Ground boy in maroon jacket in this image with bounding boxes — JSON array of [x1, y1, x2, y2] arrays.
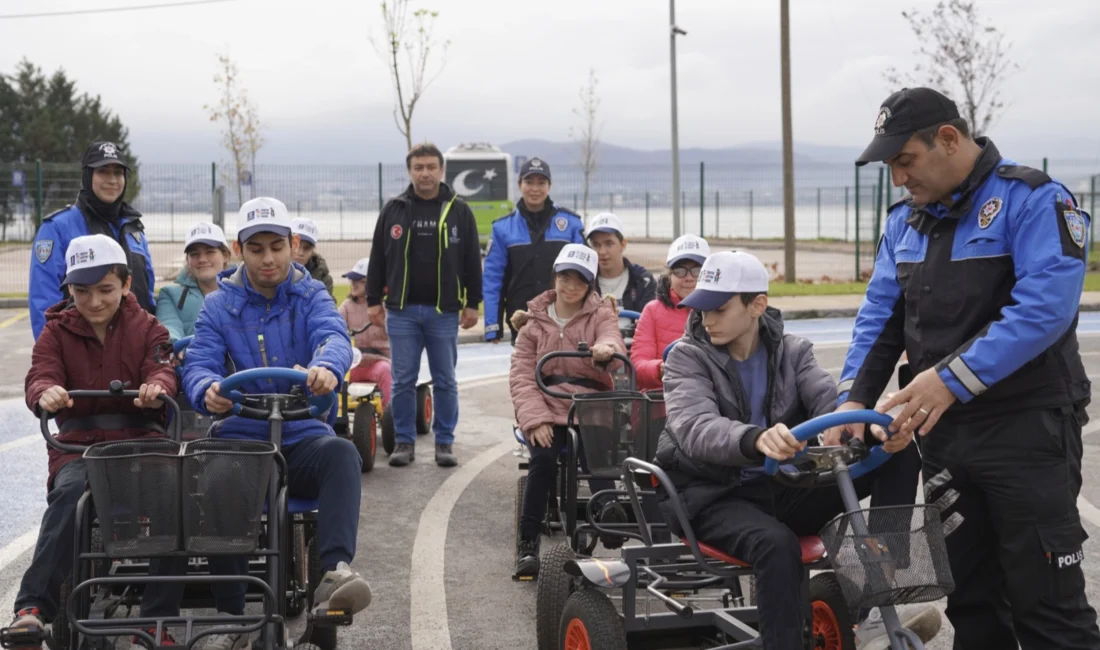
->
[[10, 234, 179, 645]]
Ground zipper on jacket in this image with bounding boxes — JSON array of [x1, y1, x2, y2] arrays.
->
[[258, 334, 269, 367], [435, 196, 457, 314]]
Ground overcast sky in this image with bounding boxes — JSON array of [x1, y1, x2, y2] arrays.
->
[[3, 0, 1099, 163]]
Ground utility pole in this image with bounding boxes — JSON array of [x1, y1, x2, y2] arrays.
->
[[780, 0, 796, 283], [669, 0, 687, 239]]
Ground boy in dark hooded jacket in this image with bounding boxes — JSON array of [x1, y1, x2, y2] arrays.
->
[[654, 251, 939, 649]]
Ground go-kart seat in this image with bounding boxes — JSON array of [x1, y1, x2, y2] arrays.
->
[[682, 535, 826, 568]]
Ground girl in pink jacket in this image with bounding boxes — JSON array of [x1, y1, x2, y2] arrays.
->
[[509, 244, 627, 578], [631, 235, 710, 390], [339, 258, 392, 406]]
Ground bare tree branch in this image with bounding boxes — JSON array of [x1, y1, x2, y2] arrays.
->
[[371, 1, 449, 151], [204, 53, 253, 206], [569, 69, 601, 217], [883, 0, 1019, 138]]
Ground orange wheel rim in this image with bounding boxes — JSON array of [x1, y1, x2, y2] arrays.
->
[[564, 618, 591, 650], [370, 416, 377, 455], [425, 394, 433, 423], [811, 601, 843, 650]]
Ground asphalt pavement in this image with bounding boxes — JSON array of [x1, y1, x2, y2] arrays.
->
[[2, 314, 1100, 648]]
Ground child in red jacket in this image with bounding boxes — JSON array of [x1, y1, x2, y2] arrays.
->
[[10, 235, 180, 645], [339, 257, 392, 406]]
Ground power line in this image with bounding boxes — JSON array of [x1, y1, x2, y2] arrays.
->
[[0, 0, 236, 20]]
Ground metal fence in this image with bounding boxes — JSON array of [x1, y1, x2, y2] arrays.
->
[[0, 158, 1096, 291]]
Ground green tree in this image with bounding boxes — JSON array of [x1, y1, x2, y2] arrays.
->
[[0, 59, 140, 227]]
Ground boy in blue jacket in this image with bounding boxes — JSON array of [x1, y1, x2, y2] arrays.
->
[[179, 197, 370, 648]]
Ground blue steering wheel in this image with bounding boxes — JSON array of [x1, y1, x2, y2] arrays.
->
[[619, 310, 642, 321], [218, 367, 336, 419], [763, 409, 897, 481], [173, 335, 194, 356], [662, 341, 678, 361]]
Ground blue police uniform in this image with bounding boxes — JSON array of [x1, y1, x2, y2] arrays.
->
[[840, 139, 1100, 648], [30, 204, 156, 339], [482, 201, 585, 342]]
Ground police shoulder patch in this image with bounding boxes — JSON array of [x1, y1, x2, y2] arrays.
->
[[1064, 208, 1086, 248], [34, 240, 53, 263], [1056, 198, 1088, 260], [555, 217, 568, 232]]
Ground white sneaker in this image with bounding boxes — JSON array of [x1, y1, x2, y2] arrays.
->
[[204, 631, 248, 650], [855, 605, 942, 650], [313, 561, 372, 614]]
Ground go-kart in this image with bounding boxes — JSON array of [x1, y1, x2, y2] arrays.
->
[[541, 410, 955, 650], [331, 322, 433, 465], [0, 371, 355, 650]]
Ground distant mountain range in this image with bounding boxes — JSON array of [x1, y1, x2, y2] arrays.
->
[[498, 138, 864, 165]]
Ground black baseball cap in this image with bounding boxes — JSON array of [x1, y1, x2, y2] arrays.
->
[[82, 141, 131, 170], [519, 157, 551, 181], [856, 88, 961, 167]]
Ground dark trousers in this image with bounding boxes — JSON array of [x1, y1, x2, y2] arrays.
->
[[922, 406, 1100, 650], [13, 460, 182, 620], [141, 435, 363, 617], [681, 443, 921, 649], [519, 426, 616, 541]]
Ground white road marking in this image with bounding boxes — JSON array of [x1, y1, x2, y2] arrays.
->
[[1078, 495, 1100, 529], [409, 440, 515, 650], [0, 434, 37, 454], [0, 529, 39, 573]]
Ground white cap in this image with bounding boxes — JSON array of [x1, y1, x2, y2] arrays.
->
[[666, 235, 710, 267], [585, 212, 624, 239], [62, 234, 128, 287], [184, 221, 228, 252], [291, 217, 320, 246], [678, 251, 769, 311], [343, 257, 370, 280], [237, 197, 292, 243], [553, 243, 599, 282]]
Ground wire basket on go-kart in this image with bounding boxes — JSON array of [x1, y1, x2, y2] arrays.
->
[[569, 389, 665, 481]]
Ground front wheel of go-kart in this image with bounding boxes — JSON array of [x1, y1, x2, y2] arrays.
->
[[808, 573, 856, 650], [416, 384, 433, 435], [381, 406, 396, 455], [352, 402, 378, 473], [536, 543, 576, 650], [558, 589, 627, 650]]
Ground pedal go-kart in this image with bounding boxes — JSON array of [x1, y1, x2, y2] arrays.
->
[[542, 409, 955, 650], [0, 371, 354, 650], [331, 323, 433, 468], [157, 336, 217, 442]]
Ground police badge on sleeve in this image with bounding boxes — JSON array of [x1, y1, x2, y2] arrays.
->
[[1064, 207, 1086, 248], [34, 240, 53, 263], [978, 197, 1002, 229]]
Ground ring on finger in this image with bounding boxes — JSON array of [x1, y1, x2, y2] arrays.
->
[[918, 407, 930, 416]]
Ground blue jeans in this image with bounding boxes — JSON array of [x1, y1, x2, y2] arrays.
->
[[386, 304, 459, 445]]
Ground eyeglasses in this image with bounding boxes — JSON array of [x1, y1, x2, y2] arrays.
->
[[671, 266, 701, 278]]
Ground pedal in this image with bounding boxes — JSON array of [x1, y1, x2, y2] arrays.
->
[[511, 572, 536, 582], [309, 603, 352, 627], [0, 624, 47, 649]]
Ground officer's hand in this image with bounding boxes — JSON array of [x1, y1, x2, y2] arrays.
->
[[205, 382, 234, 414], [877, 368, 957, 437], [755, 423, 806, 462], [302, 366, 338, 396], [526, 423, 555, 448], [134, 383, 166, 409], [367, 305, 386, 328], [822, 400, 867, 446], [39, 386, 73, 414], [510, 310, 529, 330], [460, 308, 479, 330]]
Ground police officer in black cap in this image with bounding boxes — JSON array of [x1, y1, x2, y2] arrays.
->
[[482, 157, 586, 343], [29, 141, 156, 339], [829, 87, 1100, 648]]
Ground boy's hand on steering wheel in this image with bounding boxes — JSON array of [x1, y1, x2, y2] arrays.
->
[[591, 343, 615, 364], [134, 383, 167, 409], [755, 423, 806, 462], [205, 382, 234, 414], [298, 365, 338, 396], [38, 385, 73, 414], [526, 423, 555, 448]]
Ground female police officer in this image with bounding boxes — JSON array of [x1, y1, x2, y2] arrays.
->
[[29, 141, 156, 339], [831, 87, 1100, 649]]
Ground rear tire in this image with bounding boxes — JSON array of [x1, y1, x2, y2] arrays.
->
[[558, 589, 626, 650], [416, 384, 433, 435], [536, 543, 576, 650], [352, 402, 377, 473], [381, 407, 396, 455], [514, 476, 527, 554], [809, 573, 856, 650]]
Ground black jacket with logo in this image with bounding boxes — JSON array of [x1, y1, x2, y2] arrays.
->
[[366, 182, 483, 313]]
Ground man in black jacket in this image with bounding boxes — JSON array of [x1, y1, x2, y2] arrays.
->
[[585, 212, 656, 326], [366, 143, 482, 468]]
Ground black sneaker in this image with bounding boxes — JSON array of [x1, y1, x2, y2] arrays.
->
[[389, 443, 415, 467], [435, 444, 458, 467], [597, 500, 629, 550], [514, 538, 540, 578]]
